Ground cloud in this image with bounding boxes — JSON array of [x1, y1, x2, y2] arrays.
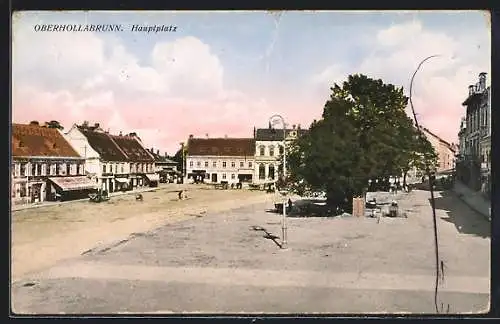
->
[[12, 17, 268, 154], [311, 19, 490, 144]]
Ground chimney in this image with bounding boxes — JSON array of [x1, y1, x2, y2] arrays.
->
[[224, 134, 228, 138], [82, 120, 89, 127], [479, 72, 487, 91], [119, 131, 123, 136], [205, 133, 209, 139], [164, 152, 168, 157], [189, 134, 194, 139], [297, 124, 301, 130], [29, 120, 39, 126], [253, 126, 256, 138], [157, 149, 159, 155], [292, 124, 296, 130], [94, 123, 100, 128]]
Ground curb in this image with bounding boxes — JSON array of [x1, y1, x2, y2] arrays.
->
[[451, 188, 491, 222]]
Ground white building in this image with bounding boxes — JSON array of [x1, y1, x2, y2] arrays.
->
[[185, 136, 255, 185], [11, 122, 95, 205], [65, 122, 156, 192], [253, 124, 308, 184]]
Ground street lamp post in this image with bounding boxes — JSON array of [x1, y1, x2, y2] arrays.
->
[[269, 114, 287, 249], [179, 142, 185, 184]]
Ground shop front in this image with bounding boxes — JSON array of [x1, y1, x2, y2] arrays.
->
[[143, 173, 160, 187], [48, 176, 99, 201], [115, 176, 131, 191]]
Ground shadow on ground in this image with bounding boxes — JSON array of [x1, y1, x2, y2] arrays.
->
[[430, 190, 490, 238], [250, 225, 282, 248]]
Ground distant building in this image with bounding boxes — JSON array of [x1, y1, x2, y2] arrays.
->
[[253, 124, 308, 184], [147, 148, 181, 183], [186, 135, 256, 185], [11, 122, 96, 206], [419, 127, 457, 173]]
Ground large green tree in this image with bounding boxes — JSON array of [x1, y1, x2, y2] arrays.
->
[[287, 74, 436, 213]]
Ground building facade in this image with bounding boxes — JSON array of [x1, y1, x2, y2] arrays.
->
[[11, 122, 96, 206], [110, 133, 158, 187], [457, 72, 491, 195], [253, 124, 308, 184], [65, 123, 156, 192], [420, 127, 457, 173], [186, 136, 255, 185]]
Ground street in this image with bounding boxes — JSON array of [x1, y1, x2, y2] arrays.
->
[[11, 189, 490, 314]]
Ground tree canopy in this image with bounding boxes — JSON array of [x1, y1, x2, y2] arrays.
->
[[287, 74, 437, 212]]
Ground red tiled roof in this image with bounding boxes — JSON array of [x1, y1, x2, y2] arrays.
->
[[110, 135, 154, 162], [187, 138, 256, 156], [12, 124, 81, 158], [77, 127, 129, 162]]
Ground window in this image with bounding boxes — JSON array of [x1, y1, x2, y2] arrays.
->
[[103, 165, 107, 173], [197, 161, 201, 167], [259, 145, 265, 156], [31, 163, 36, 176], [78, 164, 84, 175], [66, 164, 71, 175], [121, 164, 124, 173], [279, 145, 284, 155], [269, 165, 275, 179], [56, 164, 61, 175], [231, 174, 235, 180], [41, 164, 47, 176], [189, 161, 194, 167], [231, 161, 235, 168], [222, 161, 227, 168], [205, 173, 210, 179], [205, 161, 209, 167], [249, 161, 253, 168], [240, 161, 244, 168], [213, 161, 217, 168], [115, 164, 118, 173], [259, 164, 265, 180], [269, 146, 275, 157], [222, 173, 227, 179]]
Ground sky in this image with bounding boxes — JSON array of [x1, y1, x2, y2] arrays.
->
[[12, 11, 491, 155]]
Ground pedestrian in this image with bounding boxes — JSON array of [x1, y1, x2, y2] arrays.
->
[[287, 198, 293, 212], [178, 190, 184, 200]]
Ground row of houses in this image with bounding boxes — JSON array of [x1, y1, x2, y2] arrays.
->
[[11, 121, 180, 206], [456, 72, 491, 196], [185, 124, 308, 186]]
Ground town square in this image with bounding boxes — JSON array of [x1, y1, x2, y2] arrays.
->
[[11, 11, 491, 315]]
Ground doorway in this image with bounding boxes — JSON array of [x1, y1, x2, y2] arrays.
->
[[211, 173, 218, 183]]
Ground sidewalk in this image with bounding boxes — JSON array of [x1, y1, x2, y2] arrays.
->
[[11, 184, 186, 212], [452, 181, 491, 221]]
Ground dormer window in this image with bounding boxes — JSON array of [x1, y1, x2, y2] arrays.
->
[[53, 143, 57, 149], [18, 141, 24, 147]]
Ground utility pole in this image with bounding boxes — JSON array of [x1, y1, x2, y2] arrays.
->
[[269, 114, 287, 249]]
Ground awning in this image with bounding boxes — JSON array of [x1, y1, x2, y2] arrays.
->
[[145, 173, 160, 182], [49, 176, 98, 192], [115, 178, 129, 184]]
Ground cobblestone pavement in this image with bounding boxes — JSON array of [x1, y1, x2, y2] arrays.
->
[[11, 190, 490, 314]]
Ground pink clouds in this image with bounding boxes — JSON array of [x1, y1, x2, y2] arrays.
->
[[12, 14, 489, 155]]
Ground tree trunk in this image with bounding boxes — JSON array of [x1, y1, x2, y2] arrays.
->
[[403, 171, 408, 187]]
